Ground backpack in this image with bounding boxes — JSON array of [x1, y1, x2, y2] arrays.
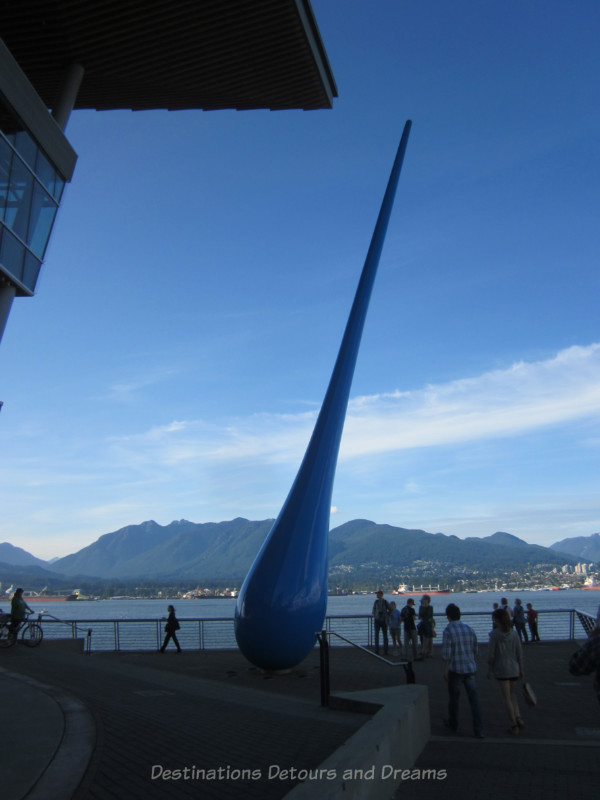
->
[[374, 599, 390, 620]]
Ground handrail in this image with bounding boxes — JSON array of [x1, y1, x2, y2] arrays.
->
[[574, 608, 597, 637], [39, 611, 93, 654], [318, 629, 415, 706], [327, 629, 409, 667], [33, 607, 595, 653]]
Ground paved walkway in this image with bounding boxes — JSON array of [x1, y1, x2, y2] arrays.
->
[[1, 637, 598, 799], [392, 639, 600, 800]]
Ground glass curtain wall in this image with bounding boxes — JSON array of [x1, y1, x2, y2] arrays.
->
[[0, 111, 65, 296]]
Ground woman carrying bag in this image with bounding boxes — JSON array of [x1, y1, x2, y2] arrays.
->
[[160, 605, 182, 653], [487, 608, 525, 734]]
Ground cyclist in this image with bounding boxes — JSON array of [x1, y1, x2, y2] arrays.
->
[[9, 588, 34, 638]]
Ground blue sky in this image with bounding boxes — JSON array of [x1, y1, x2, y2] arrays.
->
[[1, 0, 600, 559]]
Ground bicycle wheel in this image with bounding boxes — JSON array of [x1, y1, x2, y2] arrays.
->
[[0, 626, 16, 648], [22, 622, 43, 647]]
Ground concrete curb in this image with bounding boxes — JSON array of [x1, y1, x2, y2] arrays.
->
[[284, 684, 430, 800], [0, 668, 95, 800]]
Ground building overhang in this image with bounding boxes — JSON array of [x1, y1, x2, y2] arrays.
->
[[0, 39, 77, 181], [0, 0, 338, 113]]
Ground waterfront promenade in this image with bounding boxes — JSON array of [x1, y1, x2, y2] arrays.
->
[[1, 636, 598, 800]]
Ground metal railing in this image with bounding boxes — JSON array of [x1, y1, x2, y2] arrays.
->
[[40, 612, 94, 653], [317, 629, 417, 706], [575, 608, 598, 637], [328, 608, 597, 646], [37, 616, 236, 652], [32, 607, 597, 654], [433, 607, 592, 642]]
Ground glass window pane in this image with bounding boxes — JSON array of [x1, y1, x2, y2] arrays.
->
[[6, 156, 33, 242], [14, 131, 37, 170], [0, 138, 12, 222], [35, 149, 57, 195], [52, 174, 65, 202], [28, 182, 57, 259], [22, 251, 42, 292], [34, 149, 65, 201], [0, 226, 25, 283]]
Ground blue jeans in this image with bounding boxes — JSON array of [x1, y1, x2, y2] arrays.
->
[[374, 619, 388, 653], [447, 671, 483, 735], [514, 622, 529, 643]]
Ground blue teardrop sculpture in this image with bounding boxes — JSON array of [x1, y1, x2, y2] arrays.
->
[[235, 122, 412, 671]]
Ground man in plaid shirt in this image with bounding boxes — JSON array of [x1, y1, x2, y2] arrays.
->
[[569, 624, 600, 706], [442, 603, 483, 738]]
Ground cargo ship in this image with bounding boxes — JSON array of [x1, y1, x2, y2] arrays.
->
[[392, 584, 451, 596], [22, 591, 76, 602], [582, 578, 600, 591], [20, 588, 98, 602]]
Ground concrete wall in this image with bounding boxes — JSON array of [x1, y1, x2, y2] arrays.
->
[[284, 684, 430, 800]]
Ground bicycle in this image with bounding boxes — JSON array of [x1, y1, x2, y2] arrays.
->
[[0, 611, 44, 648]]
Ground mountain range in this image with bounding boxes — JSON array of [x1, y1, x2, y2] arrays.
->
[[1, 519, 597, 586], [550, 533, 600, 563], [0, 542, 48, 569]]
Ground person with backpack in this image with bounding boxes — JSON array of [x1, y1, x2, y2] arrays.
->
[[401, 597, 419, 661], [512, 598, 528, 644], [418, 594, 435, 657], [526, 603, 540, 642], [388, 601, 402, 655], [372, 590, 390, 655]]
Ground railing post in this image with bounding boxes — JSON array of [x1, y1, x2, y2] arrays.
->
[[317, 630, 330, 707], [570, 608, 574, 640]]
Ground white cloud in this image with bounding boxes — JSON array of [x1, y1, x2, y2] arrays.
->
[[4, 343, 599, 557], [103, 367, 181, 403], [339, 343, 600, 458], [107, 343, 600, 469]]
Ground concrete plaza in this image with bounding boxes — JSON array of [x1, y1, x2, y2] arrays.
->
[[1, 634, 598, 800]]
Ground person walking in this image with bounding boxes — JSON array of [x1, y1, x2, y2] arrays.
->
[[526, 603, 540, 642], [388, 601, 401, 654], [160, 605, 182, 653], [512, 598, 529, 644], [441, 603, 483, 738], [487, 608, 525, 735], [401, 598, 419, 661], [418, 594, 435, 657], [372, 590, 390, 655]]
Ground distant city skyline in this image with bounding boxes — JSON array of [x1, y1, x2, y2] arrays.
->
[[1, 1, 600, 559]]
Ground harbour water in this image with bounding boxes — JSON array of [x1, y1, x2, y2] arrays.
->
[[21, 588, 600, 624]]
